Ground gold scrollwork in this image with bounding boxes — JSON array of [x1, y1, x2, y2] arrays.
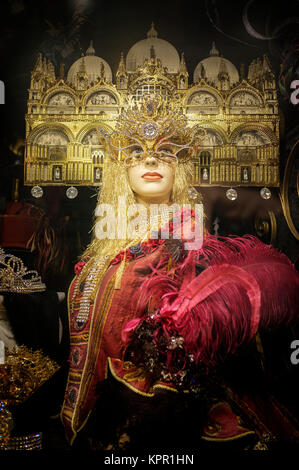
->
[[255, 218, 270, 238], [268, 210, 277, 246], [254, 210, 277, 245]]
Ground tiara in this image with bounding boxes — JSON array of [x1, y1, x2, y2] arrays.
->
[[98, 94, 204, 164], [0, 248, 46, 293]]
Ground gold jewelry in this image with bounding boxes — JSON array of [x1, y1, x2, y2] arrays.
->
[[98, 94, 197, 165], [71, 254, 111, 329], [0, 248, 46, 294], [0, 431, 43, 451], [0, 345, 59, 450], [113, 207, 173, 290], [0, 345, 60, 403]]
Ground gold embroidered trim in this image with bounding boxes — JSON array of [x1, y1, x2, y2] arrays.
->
[[108, 357, 179, 397]]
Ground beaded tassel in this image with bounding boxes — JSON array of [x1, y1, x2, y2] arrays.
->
[[72, 255, 110, 327], [114, 252, 126, 289]]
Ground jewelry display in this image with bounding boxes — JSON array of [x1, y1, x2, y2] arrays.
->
[[0, 248, 46, 294], [0, 345, 59, 451]]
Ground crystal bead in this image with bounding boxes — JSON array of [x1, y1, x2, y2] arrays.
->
[[31, 186, 43, 198], [66, 186, 78, 199], [129, 242, 142, 255], [168, 336, 177, 349], [141, 121, 158, 139], [188, 186, 198, 200], [226, 188, 237, 200], [260, 187, 271, 199]]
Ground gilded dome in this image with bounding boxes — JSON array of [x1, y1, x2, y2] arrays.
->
[[193, 42, 239, 85], [126, 23, 180, 74], [67, 41, 112, 86]]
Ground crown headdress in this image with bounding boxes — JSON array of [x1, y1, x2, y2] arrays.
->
[[98, 94, 203, 165], [0, 248, 46, 293]]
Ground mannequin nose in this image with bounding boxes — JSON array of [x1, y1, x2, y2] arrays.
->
[[144, 155, 158, 167]]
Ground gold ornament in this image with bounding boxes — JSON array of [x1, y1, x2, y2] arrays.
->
[[0, 345, 60, 405], [0, 345, 59, 450], [99, 94, 198, 166], [0, 248, 46, 294]]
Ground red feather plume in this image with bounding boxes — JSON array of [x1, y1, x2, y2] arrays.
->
[[123, 234, 299, 369]]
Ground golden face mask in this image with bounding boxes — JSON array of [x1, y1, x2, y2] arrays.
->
[[98, 94, 200, 166]]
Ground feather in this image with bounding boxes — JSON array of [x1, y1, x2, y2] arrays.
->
[[155, 264, 261, 366], [124, 233, 299, 369]]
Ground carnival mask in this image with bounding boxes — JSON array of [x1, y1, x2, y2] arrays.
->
[[98, 94, 199, 167]]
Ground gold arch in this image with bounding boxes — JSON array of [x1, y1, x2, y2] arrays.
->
[[226, 84, 264, 107], [27, 123, 74, 144], [192, 122, 228, 145], [41, 86, 78, 106], [82, 85, 121, 106], [230, 123, 278, 145], [184, 85, 224, 107], [76, 122, 114, 143]]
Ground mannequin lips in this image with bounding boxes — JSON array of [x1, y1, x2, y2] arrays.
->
[[142, 172, 163, 181]]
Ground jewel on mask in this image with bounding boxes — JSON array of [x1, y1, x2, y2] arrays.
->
[[106, 94, 196, 163], [141, 121, 159, 139]]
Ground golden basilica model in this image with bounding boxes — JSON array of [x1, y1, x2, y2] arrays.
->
[[24, 23, 279, 193]]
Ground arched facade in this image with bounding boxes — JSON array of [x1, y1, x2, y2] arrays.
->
[[25, 29, 280, 188]]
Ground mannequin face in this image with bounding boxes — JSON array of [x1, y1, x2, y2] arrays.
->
[[127, 148, 176, 205]]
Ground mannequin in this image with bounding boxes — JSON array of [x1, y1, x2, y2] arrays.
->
[[61, 95, 299, 451]]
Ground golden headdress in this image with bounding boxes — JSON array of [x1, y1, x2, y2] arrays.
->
[[98, 93, 202, 165], [83, 93, 204, 262]]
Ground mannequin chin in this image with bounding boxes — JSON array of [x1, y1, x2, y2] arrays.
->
[[127, 158, 175, 206]]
